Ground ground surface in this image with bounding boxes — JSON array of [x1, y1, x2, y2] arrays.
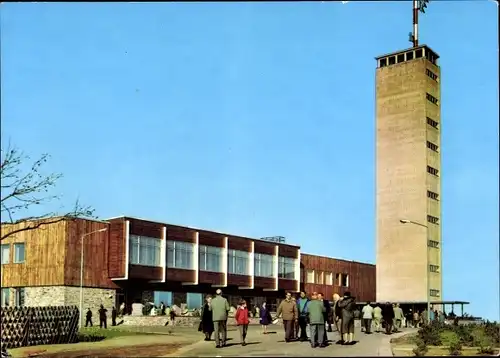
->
[[9, 325, 413, 357]]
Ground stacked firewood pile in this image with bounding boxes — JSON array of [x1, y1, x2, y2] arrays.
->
[[0, 306, 79, 348]]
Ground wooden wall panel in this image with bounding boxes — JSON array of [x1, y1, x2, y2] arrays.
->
[[167, 226, 196, 243], [198, 231, 224, 247], [254, 277, 275, 290], [301, 254, 376, 302], [278, 278, 297, 292], [254, 241, 275, 255], [279, 245, 299, 258], [129, 265, 162, 280], [199, 271, 224, 285], [166, 268, 195, 282], [227, 274, 250, 287], [107, 219, 126, 279], [64, 219, 116, 289], [1, 220, 67, 287], [227, 237, 251, 251], [129, 219, 162, 238]]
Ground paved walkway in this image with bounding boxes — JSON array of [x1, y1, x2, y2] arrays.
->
[[167, 326, 416, 357]]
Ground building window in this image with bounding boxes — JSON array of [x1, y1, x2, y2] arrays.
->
[[428, 240, 439, 248], [427, 191, 439, 201], [426, 93, 439, 105], [1, 244, 10, 264], [325, 272, 333, 285], [228, 249, 249, 275], [426, 141, 439, 152], [430, 289, 440, 297], [427, 117, 439, 129], [426, 69, 438, 81], [315, 271, 324, 285], [306, 270, 315, 283], [335, 273, 341, 286], [427, 166, 439, 176], [254, 253, 275, 278], [13, 243, 25, 263], [129, 235, 162, 267], [199, 245, 223, 272], [341, 274, 349, 287], [186, 293, 202, 309], [427, 215, 440, 225], [1, 288, 9, 306], [167, 241, 194, 270], [429, 265, 440, 273], [278, 256, 296, 279], [14, 288, 25, 306]]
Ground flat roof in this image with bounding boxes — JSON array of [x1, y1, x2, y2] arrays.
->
[[301, 252, 375, 267], [106, 215, 301, 248], [375, 44, 440, 60]]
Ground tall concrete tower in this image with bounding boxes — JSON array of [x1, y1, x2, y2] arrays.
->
[[375, 45, 443, 303]]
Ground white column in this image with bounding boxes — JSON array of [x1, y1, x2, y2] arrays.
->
[[161, 227, 167, 282], [193, 232, 199, 285], [273, 245, 279, 291], [295, 249, 301, 292], [222, 237, 228, 287], [123, 220, 130, 279]]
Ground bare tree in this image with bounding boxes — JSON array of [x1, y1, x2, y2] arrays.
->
[[1, 142, 95, 241]]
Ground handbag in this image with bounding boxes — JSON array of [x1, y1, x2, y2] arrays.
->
[[198, 321, 203, 332]]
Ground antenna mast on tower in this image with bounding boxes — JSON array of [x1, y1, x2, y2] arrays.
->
[[409, 0, 430, 47]]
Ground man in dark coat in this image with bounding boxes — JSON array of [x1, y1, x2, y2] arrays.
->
[[98, 305, 108, 329], [111, 306, 117, 326], [318, 293, 331, 344], [85, 308, 93, 327], [381, 302, 394, 334], [337, 292, 356, 345]]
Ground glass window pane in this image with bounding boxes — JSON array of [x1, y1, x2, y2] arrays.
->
[[1, 288, 10, 306], [1, 244, 10, 264], [14, 243, 25, 263]]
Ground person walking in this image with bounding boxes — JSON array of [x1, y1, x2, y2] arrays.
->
[[296, 291, 310, 342], [337, 292, 356, 345], [361, 302, 374, 334], [235, 299, 250, 346], [199, 295, 214, 341], [85, 308, 93, 327], [318, 293, 330, 344], [413, 310, 420, 328], [210, 289, 230, 348], [98, 304, 108, 329], [276, 292, 298, 343], [332, 293, 343, 342], [381, 302, 394, 334], [308, 292, 326, 348], [259, 302, 272, 334], [373, 304, 383, 333], [111, 306, 117, 326], [393, 303, 404, 332]]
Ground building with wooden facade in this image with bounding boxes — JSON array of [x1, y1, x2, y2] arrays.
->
[[1, 216, 375, 312]]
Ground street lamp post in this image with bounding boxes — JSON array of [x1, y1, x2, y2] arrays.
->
[[80, 227, 108, 328], [400, 219, 431, 324]]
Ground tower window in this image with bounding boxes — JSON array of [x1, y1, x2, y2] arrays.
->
[[388, 56, 396, 65], [427, 191, 439, 201], [427, 141, 439, 152], [380, 58, 387, 68], [426, 93, 439, 105], [427, 117, 439, 129], [415, 49, 423, 58], [427, 166, 439, 176], [426, 69, 438, 81], [427, 215, 440, 225], [429, 265, 440, 273], [406, 51, 414, 61], [428, 240, 439, 248], [397, 54, 405, 63], [430, 289, 440, 297]]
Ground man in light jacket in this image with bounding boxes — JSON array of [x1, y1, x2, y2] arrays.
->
[[276, 292, 298, 343], [393, 303, 404, 332], [373, 304, 383, 333], [209, 289, 230, 348], [361, 302, 374, 334]]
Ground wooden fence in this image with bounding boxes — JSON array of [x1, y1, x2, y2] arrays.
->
[[0, 306, 79, 349]]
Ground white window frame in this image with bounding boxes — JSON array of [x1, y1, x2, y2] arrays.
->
[[278, 256, 296, 279], [13, 243, 25, 263], [228, 249, 250, 275], [167, 241, 195, 270], [129, 235, 162, 267], [1, 244, 10, 264], [254, 253, 275, 278], [199, 245, 223, 272]]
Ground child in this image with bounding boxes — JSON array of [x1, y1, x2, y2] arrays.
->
[[235, 299, 250, 346]]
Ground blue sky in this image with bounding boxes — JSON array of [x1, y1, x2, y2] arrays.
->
[[1, 2, 498, 320]]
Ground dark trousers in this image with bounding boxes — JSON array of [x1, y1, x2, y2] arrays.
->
[[238, 324, 248, 343], [384, 319, 393, 334], [112, 316, 117, 326], [99, 318, 107, 329], [310, 324, 325, 347], [214, 320, 227, 346], [85, 318, 92, 327], [298, 316, 308, 340], [283, 320, 294, 342], [363, 318, 372, 333]]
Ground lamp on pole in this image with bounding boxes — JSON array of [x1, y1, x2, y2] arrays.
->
[[80, 227, 108, 328], [400, 219, 431, 324]]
